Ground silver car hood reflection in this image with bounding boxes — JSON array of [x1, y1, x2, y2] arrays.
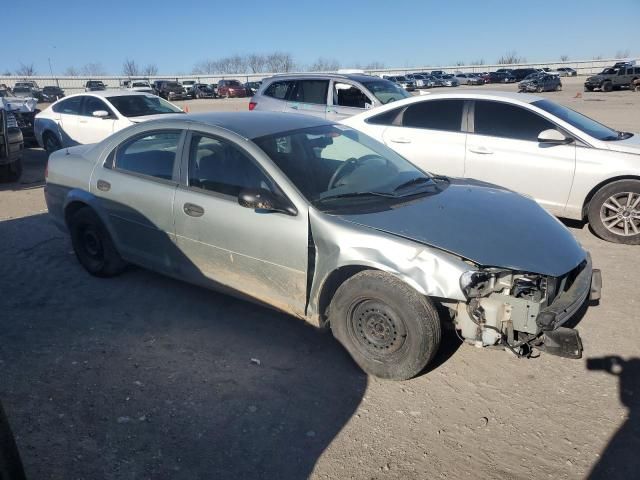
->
[[334, 179, 586, 277]]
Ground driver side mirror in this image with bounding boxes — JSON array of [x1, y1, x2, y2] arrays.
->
[[538, 129, 574, 145], [92, 110, 111, 119], [238, 188, 297, 216]]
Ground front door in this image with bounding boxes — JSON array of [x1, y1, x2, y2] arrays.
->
[[465, 100, 575, 215], [326, 81, 374, 121], [173, 131, 308, 317], [78, 96, 117, 144]]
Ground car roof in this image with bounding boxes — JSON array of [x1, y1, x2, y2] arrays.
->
[[180, 111, 333, 139], [264, 73, 381, 83], [65, 90, 157, 99]]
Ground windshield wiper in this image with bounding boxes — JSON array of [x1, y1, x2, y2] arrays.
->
[[603, 131, 634, 141], [392, 176, 434, 193], [316, 191, 397, 203]]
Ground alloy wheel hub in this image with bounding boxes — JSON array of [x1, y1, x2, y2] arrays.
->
[[600, 192, 640, 236]]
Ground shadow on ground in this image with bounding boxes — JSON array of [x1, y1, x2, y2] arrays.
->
[[0, 212, 367, 479], [587, 356, 640, 479], [0, 148, 47, 192]]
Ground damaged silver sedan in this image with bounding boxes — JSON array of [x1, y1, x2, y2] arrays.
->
[[44, 112, 602, 380]]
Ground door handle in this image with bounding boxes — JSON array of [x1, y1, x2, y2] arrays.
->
[[183, 203, 205, 217], [79, 120, 88, 124], [389, 137, 412, 144], [468, 146, 493, 154], [96, 179, 111, 191]]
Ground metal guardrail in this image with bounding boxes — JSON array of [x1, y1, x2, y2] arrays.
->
[[0, 58, 636, 94]]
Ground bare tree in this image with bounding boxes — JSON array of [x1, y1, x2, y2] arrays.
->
[[470, 59, 485, 66], [559, 55, 569, 62], [122, 58, 140, 77], [192, 59, 217, 75], [309, 57, 340, 72], [266, 52, 295, 73], [2, 69, 12, 76], [615, 49, 630, 59], [364, 61, 385, 70], [82, 63, 106, 76], [455, 60, 465, 67], [64, 66, 80, 76], [496, 51, 525, 65], [15, 63, 36, 77], [593, 55, 603, 60], [143, 64, 158, 76], [247, 54, 266, 73]]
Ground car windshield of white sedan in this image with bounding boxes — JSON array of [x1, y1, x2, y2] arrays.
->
[[361, 80, 410, 104], [532, 99, 629, 141], [107, 95, 183, 117], [254, 125, 437, 207]]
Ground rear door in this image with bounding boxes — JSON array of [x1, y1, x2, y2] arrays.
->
[[465, 100, 575, 215], [326, 81, 375, 121], [381, 99, 467, 177], [284, 79, 329, 118], [78, 96, 117, 144], [52, 96, 84, 146]]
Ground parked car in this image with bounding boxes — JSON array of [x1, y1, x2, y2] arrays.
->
[[0, 101, 25, 182], [244, 81, 262, 95], [511, 68, 539, 81], [439, 74, 459, 87], [343, 91, 640, 244], [123, 79, 154, 94], [41, 86, 65, 102], [495, 68, 514, 75], [556, 67, 577, 77], [217, 80, 249, 98], [454, 73, 483, 85], [487, 72, 517, 83], [383, 76, 416, 91], [153, 81, 186, 101], [191, 83, 217, 99], [34, 91, 183, 152], [44, 111, 599, 380], [416, 73, 443, 87], [518, 73, 562, 93], [85, 80, 106, 92], [430, 70, 445, 77], [10, 86, 37, 99], [584, 64, 640, 92], [182, 80, 197, 98], [0, 94, 38, 145], [250, 73, 410, 120], [14, 81, 41, 96], [406, 74, 430, 88]]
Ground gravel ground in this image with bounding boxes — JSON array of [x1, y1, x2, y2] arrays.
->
[[1, 77, 639, 479]]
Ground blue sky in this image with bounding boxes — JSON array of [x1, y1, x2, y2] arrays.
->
[[7, 0, 639, 75]]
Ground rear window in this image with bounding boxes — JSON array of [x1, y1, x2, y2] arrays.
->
[[264, 80, 292, 100]]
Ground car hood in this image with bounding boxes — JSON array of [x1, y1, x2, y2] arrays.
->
[[334, 179, 585, 277], [604, 134, 640, 154]]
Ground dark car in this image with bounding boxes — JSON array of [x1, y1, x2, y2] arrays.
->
[[0, 105, 24, 182], [85, 80, 106, 92], [153, 81, 187, 100], [9, 86, 36, 99], [217, 79, 249, 98], [487, 71, 517, 83], [244, 81, 262, 95], [41, 86, 65, 102], [518, 73, 562, 93], [191, 83, 217, 99], [511, 68, 539, 81]]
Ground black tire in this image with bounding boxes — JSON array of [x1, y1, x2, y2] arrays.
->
[[602, 81, 613, 92], [69, 207, 127, 276], [584, 86, 593, 92], [43, 131, 61, 154], [329, 270, 441, 380], [587, 180, 640, 245], [536, 85, 543, 93]]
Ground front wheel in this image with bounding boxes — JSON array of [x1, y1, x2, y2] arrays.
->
[[602, 81, 613, 92], [69, 207, 127, 276], [588, 180, 640, 244], [329, 270, 441, 380]]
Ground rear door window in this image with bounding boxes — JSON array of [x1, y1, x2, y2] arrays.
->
[[264, 80, 293, 100], [52, 96, 83, 115], [114, 130, 181, 180], [473, 101, 555, 141], [401, 100, 464, 132], [289, 80, 329, 105]]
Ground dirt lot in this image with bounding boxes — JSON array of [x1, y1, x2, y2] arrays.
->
[[1, 76, 639, 479]]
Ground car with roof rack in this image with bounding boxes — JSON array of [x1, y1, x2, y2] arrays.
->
[[250, 73, 411, 120]]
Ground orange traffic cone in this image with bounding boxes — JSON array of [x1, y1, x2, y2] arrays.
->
[[184, 105, 190, 113], [574, 92, 582, 99]]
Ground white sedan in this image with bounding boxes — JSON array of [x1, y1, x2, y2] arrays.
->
[[342, 92, 640, 244], [34, 91, 183, 153]]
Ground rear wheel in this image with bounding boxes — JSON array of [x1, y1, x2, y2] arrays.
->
[[329, 270, 441, 380], [69, 207, 127, 276], [588, 180, 640, 244]]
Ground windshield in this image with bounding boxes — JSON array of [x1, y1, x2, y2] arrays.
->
[[532, 99, 627, 141], [107, 95, 183, 117], [600, 68, 617, 75], [361, 80, 410, 104], [253, 125, 436, 210]]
